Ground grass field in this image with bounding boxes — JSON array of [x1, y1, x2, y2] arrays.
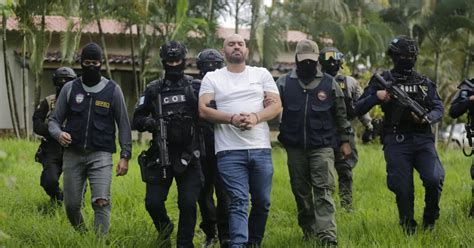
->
[[0, 139, 473, 247]]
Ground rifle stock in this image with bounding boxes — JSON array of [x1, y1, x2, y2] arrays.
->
[[374, 73, 431, 124]]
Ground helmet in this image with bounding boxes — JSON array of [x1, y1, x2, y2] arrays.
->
[[196, 48, 224, 72], [319, 47, 344, 76], [387, 36, 418, 57], [159, 41, 187, 62], [319, 47, 344, 63], [53, 67, 77, 86]]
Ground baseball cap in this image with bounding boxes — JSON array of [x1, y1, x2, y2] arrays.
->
[[296, 39, 319, 62]]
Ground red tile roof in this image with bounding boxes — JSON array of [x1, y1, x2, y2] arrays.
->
[[5, 15, 307, 43]]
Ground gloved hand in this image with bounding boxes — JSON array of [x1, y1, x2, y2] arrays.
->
[[362, 126, 374, 143], [144, 118, 157, 133]]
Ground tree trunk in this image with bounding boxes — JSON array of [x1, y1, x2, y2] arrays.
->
[[129, 24, 139, 100], [2, 10, 21, 138], [93, 1, 112, 79], [234, 0, 240, 33], [248, 0, 260, 65], [22, 34, 29, 139]]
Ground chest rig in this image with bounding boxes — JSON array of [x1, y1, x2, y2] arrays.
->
[[382, 71, 433, 133], [153, 76, 197, 146]]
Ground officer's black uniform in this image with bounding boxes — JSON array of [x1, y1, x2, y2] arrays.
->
[[355, 36, 445, 233], [133, 41, 202, 247], [192, 48, 230, 247], [32, 67, 76, 203], [448, 78, 474, 216]]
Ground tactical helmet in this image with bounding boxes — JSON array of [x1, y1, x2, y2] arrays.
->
[[159, 41, 187, 62], [53, 67, 77, 86], [196, 48, 224, 72], [387, 35, 419, 57], [319, 47, 344, 63]]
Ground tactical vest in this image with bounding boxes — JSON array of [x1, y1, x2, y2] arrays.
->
[[334, 75, 356, 120], [45, 94, 56, 122], [381, 71, 433, 134], [278, 74, 336, 149], [152, 76, 197, 147], [64, 79, 117, 153]]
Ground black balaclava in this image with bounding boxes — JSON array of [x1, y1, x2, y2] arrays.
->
[[321, 59, 340, 77], [163, 61, 185, 82], [296, 58, 318, 83], [54, 78, 69, 97], [81, 43, 103, 86], [392, 56, 416, 74]]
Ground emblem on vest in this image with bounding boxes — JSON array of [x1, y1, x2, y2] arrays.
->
[[75, 93, 84, 104], [338, 82, 346, 90], [399, 85, 418, 93], [162, 94, 186, 105], [95, 100, 110, 108], [317, 91, 327, 101]]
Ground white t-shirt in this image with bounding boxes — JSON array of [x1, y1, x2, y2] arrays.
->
[[199, 66, 279, 153]]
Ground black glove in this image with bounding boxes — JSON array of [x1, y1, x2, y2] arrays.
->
[[144, 118, 157, 133], [362, 126, 374, 143]]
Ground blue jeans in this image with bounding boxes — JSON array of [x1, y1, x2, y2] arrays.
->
[[216, 149, 273, 248]]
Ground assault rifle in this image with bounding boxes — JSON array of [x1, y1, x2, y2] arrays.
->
[[374, 73, 431, 124], [155, 93, 170, 178]]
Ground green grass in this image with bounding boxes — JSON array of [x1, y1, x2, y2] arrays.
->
[[0, 139, 473, 247]]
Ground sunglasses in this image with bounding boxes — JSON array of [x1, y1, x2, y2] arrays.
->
[[82, 60, 101, 67], [323, 51, 344, 61]]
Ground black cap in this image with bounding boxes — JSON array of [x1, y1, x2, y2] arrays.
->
[[81, 42, 103, 62]]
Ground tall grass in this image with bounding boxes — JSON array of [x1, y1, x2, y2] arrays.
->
[[0, 139, 473, 247]]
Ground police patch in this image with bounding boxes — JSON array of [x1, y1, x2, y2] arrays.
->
[[139, 96, 145, 105], [95, 100, 110, 108], [317, 91, 327, 101], [162, 94, 186, 105], [75, 93, 84, 104]]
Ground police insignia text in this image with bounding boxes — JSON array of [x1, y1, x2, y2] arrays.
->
[[162, 94, 186, 105]]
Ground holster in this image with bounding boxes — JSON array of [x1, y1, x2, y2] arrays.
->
[[34, 141, 46, 163], [138, 148, 163, 185]]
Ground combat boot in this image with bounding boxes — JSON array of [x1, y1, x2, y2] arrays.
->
[[400, 219, 417, 235]]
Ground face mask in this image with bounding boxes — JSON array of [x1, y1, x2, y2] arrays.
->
[[81, 65, 102, 86], [393, 57, 416, 73], [164, 61, 185, 82], [296, 60, 318, 81], [323, 64, 340, 77]]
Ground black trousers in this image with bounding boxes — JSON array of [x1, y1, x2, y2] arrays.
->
[[145, 160, 203, 247], [383, 134, 445, 224], [198, 152, 230, 242], [40, 150, 63, 200]]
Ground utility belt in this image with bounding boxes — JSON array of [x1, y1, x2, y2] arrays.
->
[[382, 124, 431, 136], [138, 139, 201, 185]]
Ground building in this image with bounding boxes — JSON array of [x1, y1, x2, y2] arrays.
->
[[0, 15, 308, 134]]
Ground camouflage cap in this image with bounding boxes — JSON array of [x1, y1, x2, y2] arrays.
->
[[295, 39, 319, 62]]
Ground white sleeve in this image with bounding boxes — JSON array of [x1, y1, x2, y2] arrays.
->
[[199, 74, 215, 97], [261, 68, 279, 94]]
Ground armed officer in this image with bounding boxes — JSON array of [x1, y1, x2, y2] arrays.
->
[[192, 48, 230, 248], [319, 47, 373, 211], [448, 77, 474, 217], [355, 36, 445, 234], [33, 67, 77, 204], [132, 41, 202, 247]]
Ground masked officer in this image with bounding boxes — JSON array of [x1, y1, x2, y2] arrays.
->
[[355, 36, 445, 234], [448, 77, 474, 217], [132, 41, 202, 247], [49, 43, 132, 235], [33, 67, 77, 204], [192, 48, 230, 248], [319, 47, 373, 211], [276, 39, 353, 246]]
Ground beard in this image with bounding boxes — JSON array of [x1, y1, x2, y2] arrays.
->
[[225, 51, 245, 64]]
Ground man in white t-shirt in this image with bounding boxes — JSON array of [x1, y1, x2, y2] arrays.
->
[[199, 34, 282, 248]]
